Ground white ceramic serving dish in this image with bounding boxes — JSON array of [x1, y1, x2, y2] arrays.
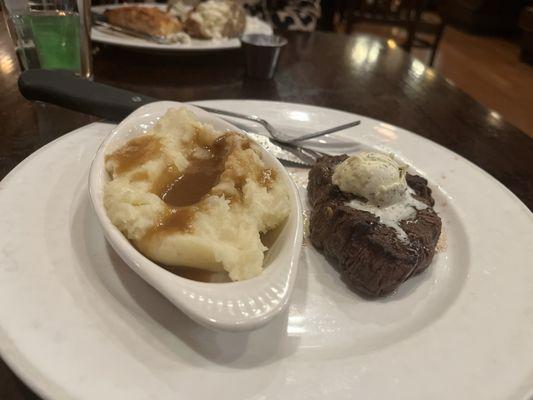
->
[[88, 101, 303, 332]]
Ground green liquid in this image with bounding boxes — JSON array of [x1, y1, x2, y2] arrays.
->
[[28, 12, 80, 70]]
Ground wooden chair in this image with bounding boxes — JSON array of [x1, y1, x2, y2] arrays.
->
[[345, 0, 445, 66]]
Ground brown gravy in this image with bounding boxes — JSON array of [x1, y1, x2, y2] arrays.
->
[[130, 170, 149, 182], [141, 135, 230, 241], [106, 136, 161, 175], [259, 168, 276, 190], [154, 135, 228, 208]]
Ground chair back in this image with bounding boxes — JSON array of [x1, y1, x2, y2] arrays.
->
[[348, 0, 427, 49]]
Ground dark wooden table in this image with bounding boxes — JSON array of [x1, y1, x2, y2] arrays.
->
[[1, 15, 532, 400]]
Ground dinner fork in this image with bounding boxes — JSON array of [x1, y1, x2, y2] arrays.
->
[[213, 117, 331, 167], [196, 105, 361, 143], [244, 131, 329, 168]]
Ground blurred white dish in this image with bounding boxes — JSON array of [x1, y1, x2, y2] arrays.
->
[[89, 101, 303, 331], [91, 4, 272, 51], [0, 100, 532, 400]]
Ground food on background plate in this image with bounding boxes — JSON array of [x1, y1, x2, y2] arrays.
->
[[104, 6, 183, 37], [184, 0, 246, 39], [100, 0, 247, 42], [308, 152, 441, 298], [167, 0, 199, 22], [104, 107, 290, 282]]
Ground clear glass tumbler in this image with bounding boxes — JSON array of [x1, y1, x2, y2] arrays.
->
[[1, 0, 93, 78]]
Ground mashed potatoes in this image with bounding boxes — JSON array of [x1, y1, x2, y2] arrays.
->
[[104, 107, 290, 281], [185, 0, 246, 39]]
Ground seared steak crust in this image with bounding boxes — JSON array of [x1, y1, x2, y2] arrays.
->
[[308, 155, 441, 298]]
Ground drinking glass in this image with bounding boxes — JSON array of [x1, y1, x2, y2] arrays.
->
[[1, 0, 93, 78]]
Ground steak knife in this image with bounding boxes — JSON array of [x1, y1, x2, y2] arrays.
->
[[18, 69, 315, 167]]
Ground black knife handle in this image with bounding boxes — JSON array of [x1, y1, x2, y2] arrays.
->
[[18, 69, 157, 122]]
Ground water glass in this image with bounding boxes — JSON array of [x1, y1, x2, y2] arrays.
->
[[1, 0, 93, 78]]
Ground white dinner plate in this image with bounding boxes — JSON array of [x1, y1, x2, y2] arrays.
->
[[91, 4, 272, 51], [0, 100, 532, 400]]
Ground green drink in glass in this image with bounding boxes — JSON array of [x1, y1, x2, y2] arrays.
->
[[2, 0, 92, 77], [29, 11, 81, 71]]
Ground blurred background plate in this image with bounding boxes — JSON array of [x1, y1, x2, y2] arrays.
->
[[91, 3, 272, 51]]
